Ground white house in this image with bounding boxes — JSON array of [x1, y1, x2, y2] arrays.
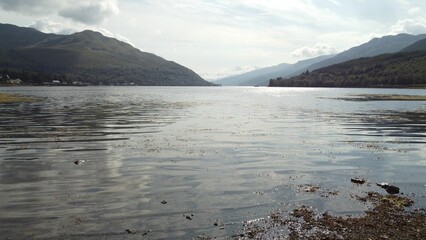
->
[[9, 78, 23, 84], [52, 80, 61, 85]]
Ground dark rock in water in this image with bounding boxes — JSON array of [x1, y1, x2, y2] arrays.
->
[[161, 200, 167, 204], [376, 182, 400, 194], [74, 160, 85, 165], [385, 185, 400, 194], [125, 229, 135, 234], [351, 178, 366, 184]]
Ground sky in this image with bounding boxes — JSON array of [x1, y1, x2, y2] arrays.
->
[[0, 0, 426, 79]]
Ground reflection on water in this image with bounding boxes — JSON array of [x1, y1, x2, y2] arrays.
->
[[341, 110, 426, 142], [0, 87, 425, 239]]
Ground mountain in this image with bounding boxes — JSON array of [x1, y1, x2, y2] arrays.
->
[[401, 38, 426, 52], [0, 23, 213, 86], [213, 54, 333, 86], [269, 49, 426, 88], [214, 33, 426, 87], [213, 63, 290, 86], [0, 23, 55, 50], [308, 33, 426, 71], [240, 55, 334, 86]]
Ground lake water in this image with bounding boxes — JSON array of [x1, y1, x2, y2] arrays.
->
[[0, 86, 425, 239]]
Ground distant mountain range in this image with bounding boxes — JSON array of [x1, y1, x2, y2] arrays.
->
[[0, 23, 213, 86], [269, 38, 426, 88], [214, 63, 290, 86], [214, 55, 332, 86], [214, 33, 426, 86]]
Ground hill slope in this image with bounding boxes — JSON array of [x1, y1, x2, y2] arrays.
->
[[269, 50, 426, 88], [308, 33, 426, 71], [0, 23, 213, 86], [214, 34, 426, 87], [0, 23, 54, 50], [401, 38, 426, 52]]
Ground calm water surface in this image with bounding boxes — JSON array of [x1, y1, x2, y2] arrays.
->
[[0, 87, 425, 239]]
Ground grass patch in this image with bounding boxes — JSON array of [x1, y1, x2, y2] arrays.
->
[[0, 93, 37, 103]]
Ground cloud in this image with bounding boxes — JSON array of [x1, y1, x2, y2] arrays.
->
[[389, 18, 426, 35], [0, 0, 119, 25], [200, 65, 260, 80], [291, 44, 337, 58], [0, 0, 61, 15], [408, 7, 421, 16], [59, 0, 119, 25], [29, 19, 79, 35], [96, 28, 135, 47]]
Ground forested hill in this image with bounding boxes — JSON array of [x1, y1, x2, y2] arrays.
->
[[0, 23, 213, 86], [269, 42, 426, 88]]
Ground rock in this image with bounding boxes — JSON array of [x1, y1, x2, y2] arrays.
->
[[214, 219, 219, 226], [385, 185, 400, 194], [185, 214, 193, 220], [376, 182, 389, 188], [301, 184, 320, 192], [161, 200, 167, 204], [74, 160, 85, 165], [351, 178, 366, 184], [377, 182, 399, 194], [125, 229, 135, 234]]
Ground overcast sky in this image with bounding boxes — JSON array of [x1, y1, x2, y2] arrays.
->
[[0, 0, 426, 79]]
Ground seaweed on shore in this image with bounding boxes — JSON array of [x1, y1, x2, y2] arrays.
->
[[235, 192, 426, 239], [0, 93, 38, 103]]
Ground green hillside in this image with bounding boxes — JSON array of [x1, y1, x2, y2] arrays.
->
[[0, 23, 213, 86], [269, 51, 426, 88]]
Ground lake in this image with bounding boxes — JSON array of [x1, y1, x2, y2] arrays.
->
[[0, 86, 425, 239]]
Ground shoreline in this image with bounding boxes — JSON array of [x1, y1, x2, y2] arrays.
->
[[235, 191, 426, 239]]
